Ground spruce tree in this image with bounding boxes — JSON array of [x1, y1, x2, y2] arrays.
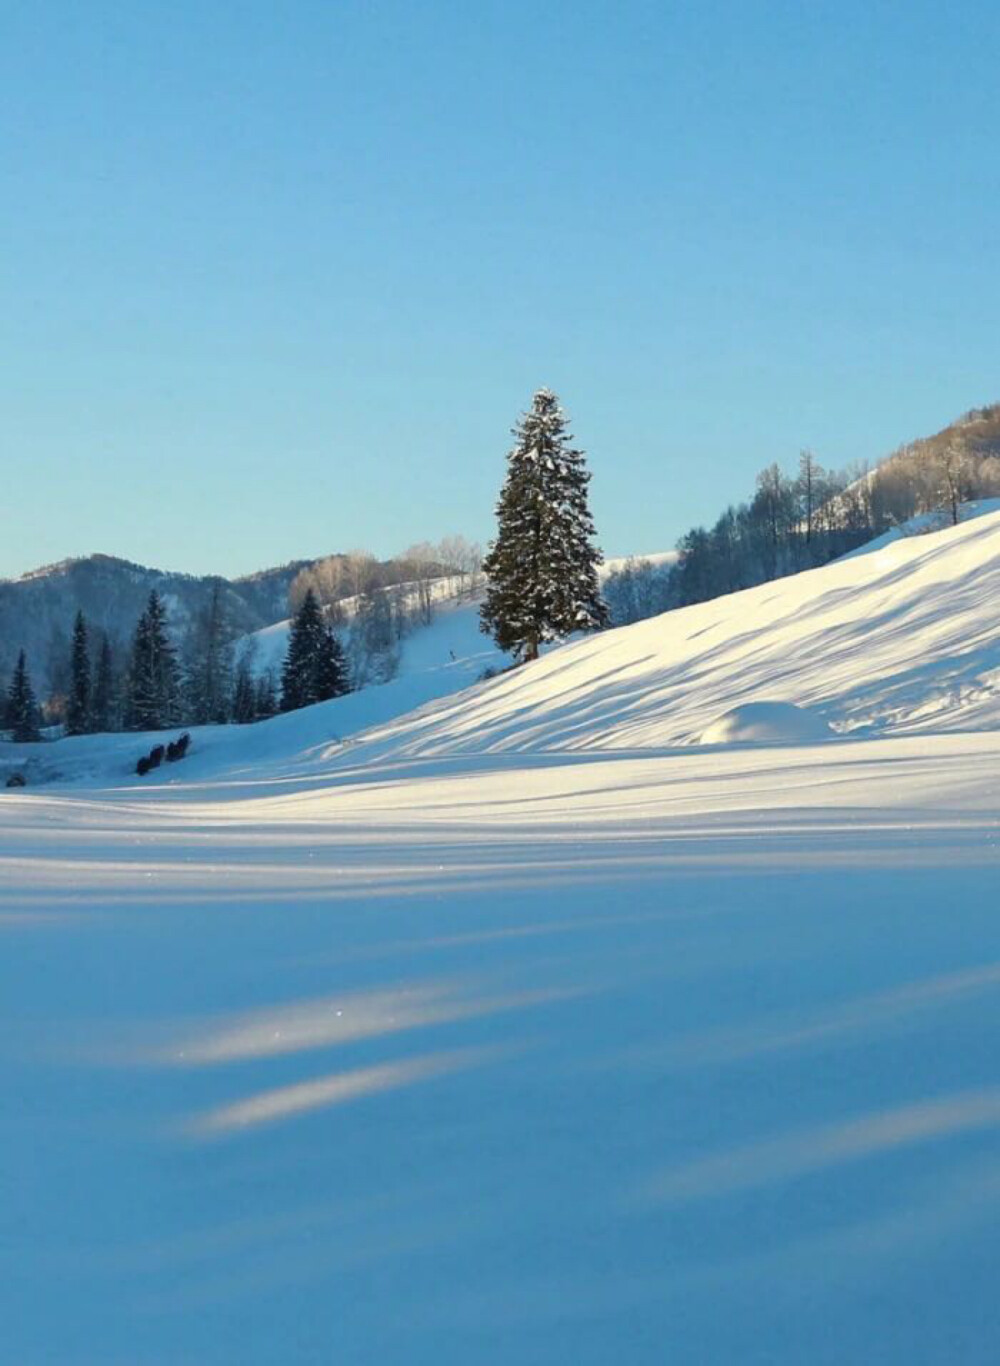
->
[[91, 637, 116, 733], [6, 650, 41, 742], [280, 590, 349, 711], [127, 591, 179, 730], [480, 388, 608, 661], [66, 611, 92, 736]]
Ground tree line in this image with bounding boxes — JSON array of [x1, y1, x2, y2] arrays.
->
[[3, 585, 343, 741], [605, 429, 1000, 626], [2, 562, 473, 741]]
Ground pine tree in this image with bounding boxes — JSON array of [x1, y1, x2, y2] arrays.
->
[[480, 388, 608, 661], [6, 650, 41, 742], [127, 591, 180, 730], [91, 637, 116, 733], [281, 589, 324, 711], [280, 590, 349, 711], [66, 611, 92, 736]]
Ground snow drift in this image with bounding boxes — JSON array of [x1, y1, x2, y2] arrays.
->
[[698, 701, 832, 746]]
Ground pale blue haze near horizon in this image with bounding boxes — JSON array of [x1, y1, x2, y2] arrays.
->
[[3, 0, 998, 580]]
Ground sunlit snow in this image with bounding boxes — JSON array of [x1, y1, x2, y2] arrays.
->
[[3, 511, 1000, 1364]]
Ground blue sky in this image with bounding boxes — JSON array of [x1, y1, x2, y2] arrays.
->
[[3, 0, 999, 578]]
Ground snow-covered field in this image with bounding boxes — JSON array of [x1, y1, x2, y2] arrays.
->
[[4, 512, 1000, 1364]]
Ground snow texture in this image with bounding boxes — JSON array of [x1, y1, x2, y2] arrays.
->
[[3, 510, 1000, 1364]]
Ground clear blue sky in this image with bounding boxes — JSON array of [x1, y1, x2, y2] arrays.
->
[[4, 0, 998, 579]]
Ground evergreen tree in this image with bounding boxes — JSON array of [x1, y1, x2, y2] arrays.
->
[[280, 590, 349, 711], [480, 389, 608, 662], [91, 637, 117, 733], [66, 611, 92, 736], [281, 589, 324, 711], [127, 591, 179, 730], [6, 650, 41, 742]]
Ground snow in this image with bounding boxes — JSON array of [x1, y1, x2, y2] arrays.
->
[[3, 510, 1000, 1363], [840, 497, 1000, 559], [337, 507, 1000, 759], [699, 700, 833, 745]]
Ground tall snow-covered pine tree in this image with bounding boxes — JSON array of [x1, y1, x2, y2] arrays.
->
[[481, 388, 608, 661]]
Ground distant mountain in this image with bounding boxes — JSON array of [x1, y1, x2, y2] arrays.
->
[[0, 553, 316, 692]]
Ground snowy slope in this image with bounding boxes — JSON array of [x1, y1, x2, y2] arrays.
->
[[241, 556, 677, 678], [238, 574, 474, 676], [840, 497, 1000, 559], [6, 512, 998, 790], [0, 598, 509, 790], [344, 508, 1000, 761]]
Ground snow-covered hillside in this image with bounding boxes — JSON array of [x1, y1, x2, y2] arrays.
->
[[240, 557, 678, 681], [4, 511, 1000, 1365], [0, 598, 509, 790], [238, 574, 476, 677], [340, 508, 1000, 761], [840, 497, 1000, 559]]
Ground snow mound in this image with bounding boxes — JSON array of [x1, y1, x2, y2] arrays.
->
[[698, 700, 833, 746]]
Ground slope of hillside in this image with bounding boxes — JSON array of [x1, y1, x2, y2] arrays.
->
[[344, 508, 1000, 762], [841, 497, 1000, 559], [239, 575, 479, 677], [0, 598, 510, 790]]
